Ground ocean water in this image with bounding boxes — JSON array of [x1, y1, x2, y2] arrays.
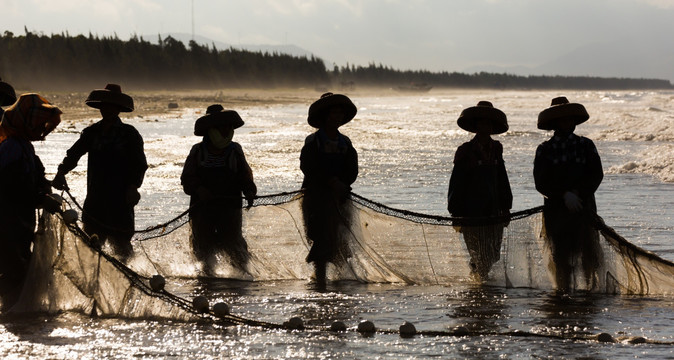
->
[[2, 89, 673, 358]]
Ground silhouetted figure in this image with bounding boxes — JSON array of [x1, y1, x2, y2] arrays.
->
[[52, 84, 147, 262], [300, 92, 358, 286], [448, 101, 512, 280], [181, 105, 257, 276], [0, 94, 61, 309], [0, 77, 17, 116], [534, 96, 604, 293]]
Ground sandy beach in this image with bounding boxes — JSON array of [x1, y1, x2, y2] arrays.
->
[[24, 88, 325, 122], [19, 86, 431, 123]]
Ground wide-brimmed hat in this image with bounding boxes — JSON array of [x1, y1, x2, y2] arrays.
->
[[537, 96, 589, 131], [457, 101, 508, 134], [0, 77, 17, 107], [307, 92, 357, 128], [194, 104, 244, 136], [85, 84, 134, 112], [0, 93, 61, 141]]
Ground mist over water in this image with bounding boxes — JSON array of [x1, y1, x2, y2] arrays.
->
[[7, 89, 673, 359]]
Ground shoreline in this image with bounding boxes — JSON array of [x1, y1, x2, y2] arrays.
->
[[20, 87, 497, 122], [29, 88, 326, 122]]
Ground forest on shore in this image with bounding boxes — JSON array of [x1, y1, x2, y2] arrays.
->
[[1, 30, 672, 91]]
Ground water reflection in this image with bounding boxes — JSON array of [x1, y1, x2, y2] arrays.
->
[[447, 285, 508, 334], [534, 291, 605, 337]]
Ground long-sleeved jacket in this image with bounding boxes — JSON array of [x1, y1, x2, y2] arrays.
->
[[300, 129, 358, 191], [181, 141, 256, 209], [447, 137, 512, 217], [57, 117, 147, 231], [0, 137, 49, 235], [534, 132, 603, 212]]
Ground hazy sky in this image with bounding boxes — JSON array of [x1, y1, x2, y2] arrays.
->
[[3, 0, 674, 79]]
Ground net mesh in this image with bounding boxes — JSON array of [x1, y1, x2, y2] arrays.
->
[[9, 190, 674, 325]]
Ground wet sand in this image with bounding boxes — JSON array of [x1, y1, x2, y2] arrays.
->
[[25, 86, 417, 122], [29, 88, 324, 122]]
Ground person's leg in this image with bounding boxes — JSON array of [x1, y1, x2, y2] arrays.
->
[[108, 233, 134, 263], [314, 261, 327, 288], [190, 216, 217, 276], [0, 227, 33, 310]]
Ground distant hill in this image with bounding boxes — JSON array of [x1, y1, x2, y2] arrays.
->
[[463, 40, 674, 83], [143, 33, 317, 59], [536, 40, 674, 83]]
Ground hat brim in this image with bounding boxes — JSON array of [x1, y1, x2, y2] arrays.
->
[[0, 81, 17, 107], [307, 94, 357, 128], [537, 103, 589, 130], [457, 106, 508, 134], [194, 110, 244, 136], [85, 89, 134, 112]]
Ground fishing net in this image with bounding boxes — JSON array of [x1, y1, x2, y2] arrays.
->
[[9, 190, 674, 323]]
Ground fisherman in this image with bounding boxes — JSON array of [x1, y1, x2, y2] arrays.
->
[[300, 92, 359, 287], [181, 105, 257, 276], [0, 93, 62, 309], [534, 96, 604, 292], [52, 84, 147, 263], [448, 101, 512, 280]]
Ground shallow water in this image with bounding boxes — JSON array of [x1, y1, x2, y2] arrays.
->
[[3, 89, 673, 359]]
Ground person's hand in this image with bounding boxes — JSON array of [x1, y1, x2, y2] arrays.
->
[[42, 193, 63, 214], [51, 173, 69, 190], [453, 225, 462, 233], [563, 191, 583, 213], [126, 187, 141, 205]]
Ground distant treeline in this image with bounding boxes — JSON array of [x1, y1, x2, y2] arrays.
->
[[1, 30, 672, 91], [336, 64, 674, 90]]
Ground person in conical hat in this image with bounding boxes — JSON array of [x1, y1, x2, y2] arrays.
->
[[447, 101, 512, 280], [52, 84, 147, 263], [181, 104, 257, 276], [533, 96, 603, 293], [0, 93, 61, 309], [300, 92, 359, 287]]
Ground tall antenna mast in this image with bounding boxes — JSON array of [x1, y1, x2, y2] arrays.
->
[[191, 0, 195, 41]]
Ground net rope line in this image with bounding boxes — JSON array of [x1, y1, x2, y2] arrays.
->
[[62, 188, 544, 241], [33, 191, 674, 343], [421, 223, 440, 285]]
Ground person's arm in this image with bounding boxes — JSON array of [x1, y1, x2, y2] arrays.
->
[[52, 129, 91, 189], [341, 138, 358, 187], [496, 142, 513, 211], [300, 133, 322, 187], [580, 139, 603, 197], [128, 127, 148, 189], [447, 145, 468, 215], [235, 145, 257, 202], [533, 143, 560, 200], [180, 144, 202, 196]]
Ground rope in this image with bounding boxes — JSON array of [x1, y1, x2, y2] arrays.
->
[[350, 192, 543, 226]]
